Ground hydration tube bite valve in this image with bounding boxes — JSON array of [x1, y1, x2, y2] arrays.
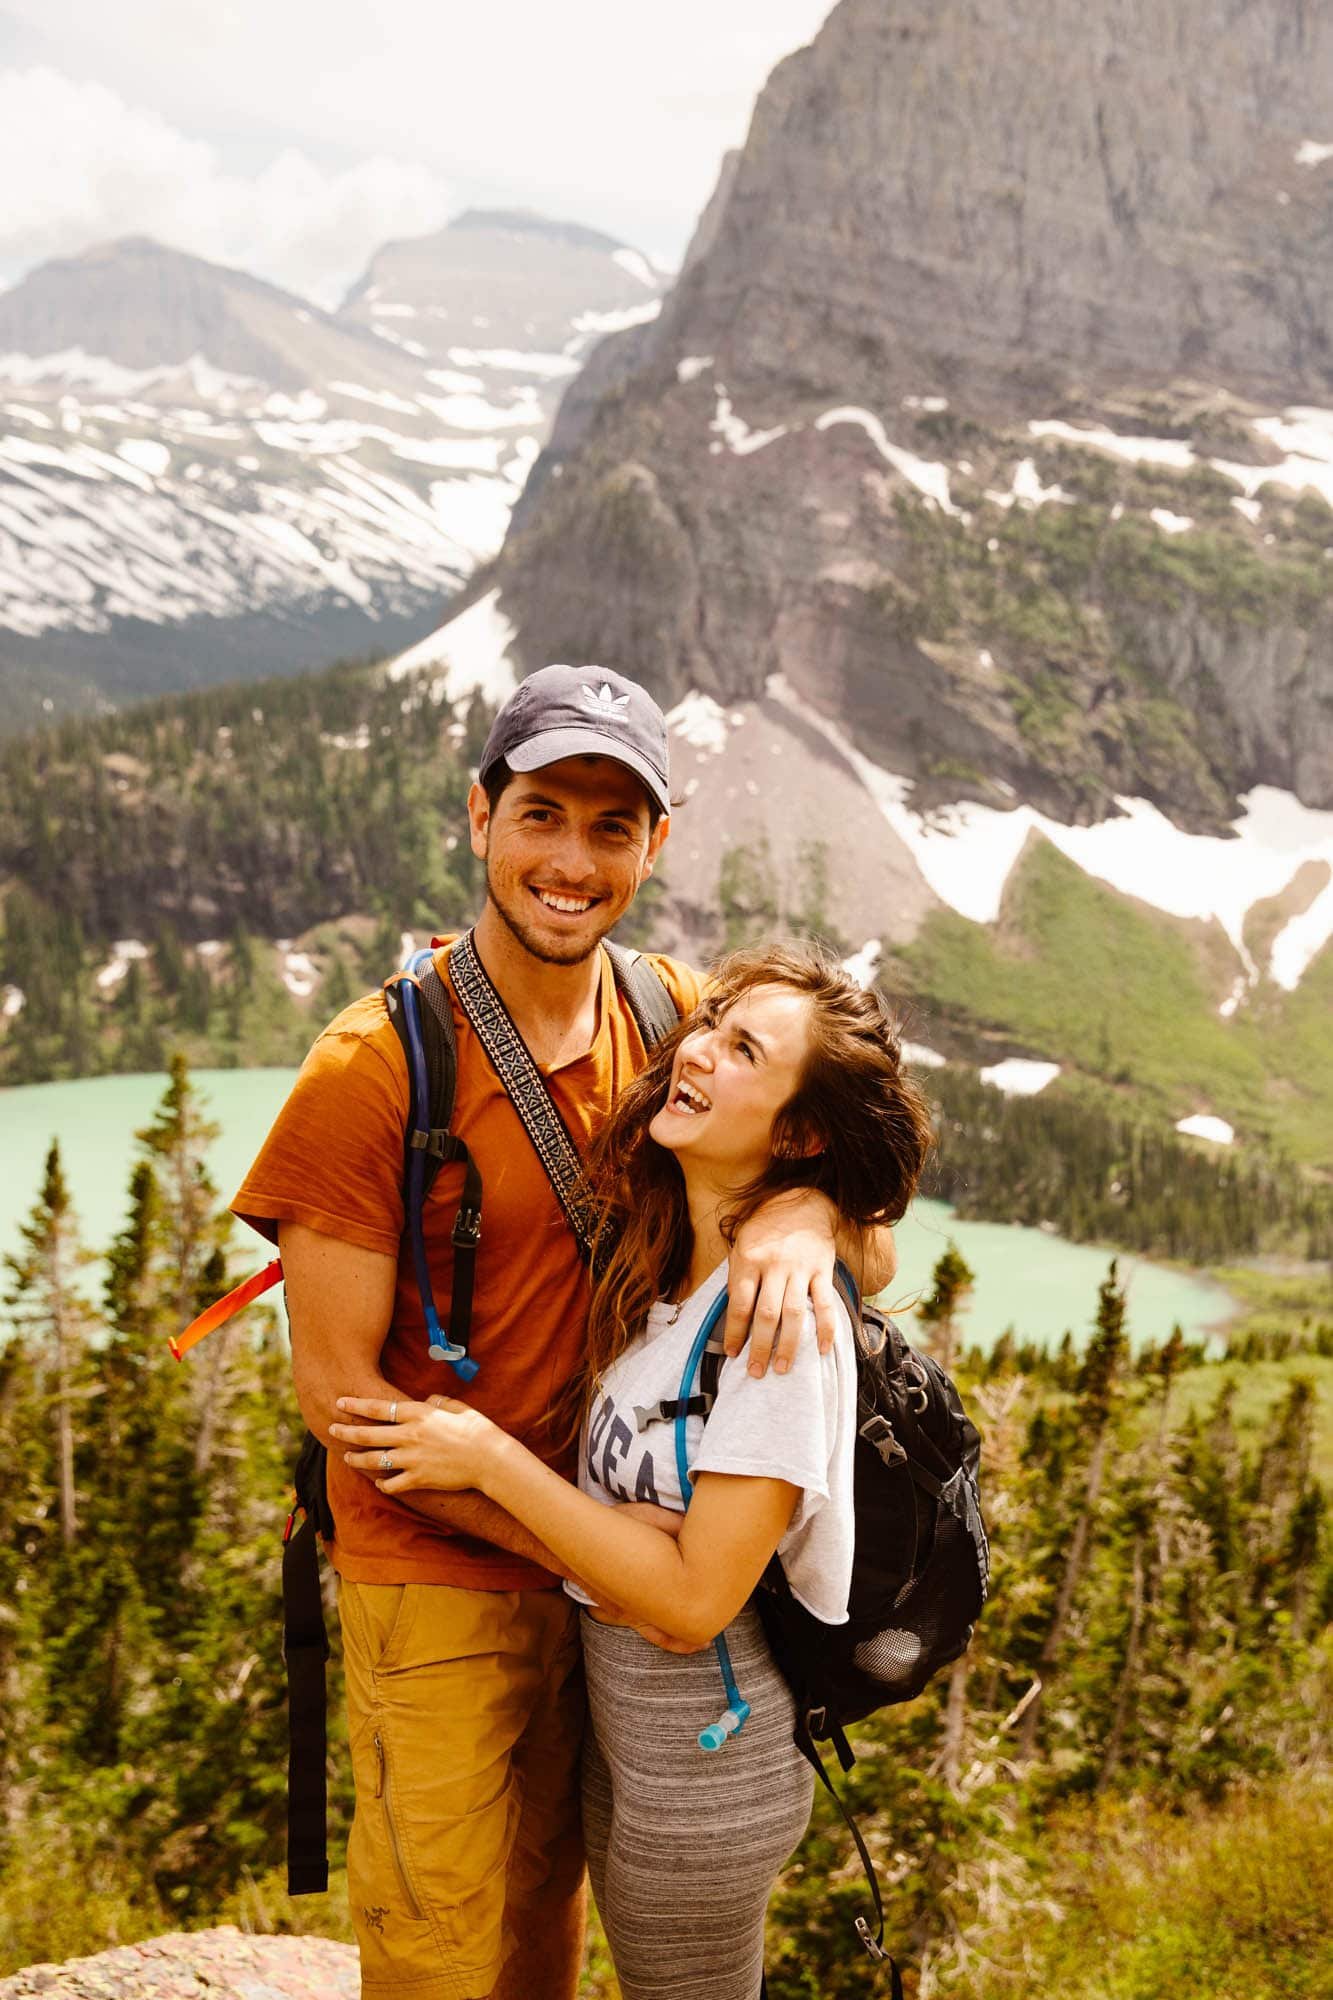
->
[[699, 1699, 751, 1753], [426, 1310, 479, 1380]]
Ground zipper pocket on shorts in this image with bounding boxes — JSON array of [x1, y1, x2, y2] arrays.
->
[[373, 1728, 424, 1919]]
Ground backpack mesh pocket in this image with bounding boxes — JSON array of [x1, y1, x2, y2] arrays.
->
[[852, 1626, 924, 1683]]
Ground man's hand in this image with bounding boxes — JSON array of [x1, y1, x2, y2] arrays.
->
[[725, 1189, 841, 1372], [724, 1194, 899, 1373]]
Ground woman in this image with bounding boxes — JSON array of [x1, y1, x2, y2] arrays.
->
[[331, 942, 933, 1999]]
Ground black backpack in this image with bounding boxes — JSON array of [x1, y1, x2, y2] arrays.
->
[[753, 1270, 989, 1986]]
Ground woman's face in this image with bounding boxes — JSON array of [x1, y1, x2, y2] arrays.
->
[[648, 982, 815, 1184]]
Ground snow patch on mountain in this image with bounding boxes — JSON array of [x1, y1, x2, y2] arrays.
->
[[901, 1040, 947, 1069], [1176, 1114, 1235, 1145], [981, 1059, 1062, 1096], [1033, 409, 1333, 511], [0, 349, 261, 399], [814, 407, 960, 515], [94, 939, 149, 993], [611, 248, 659, 289], [387, 586, 518, 704], [840, 938, 882, 987], [417, 388, 541, 432], [327, 381, 421, 415], [711, 386, 789, 457], [988, 458, 1072, 508], [667, 692, 735, 756], [1028, 421, 1196, 469], [280, 949, 319, 998], [446, 347, 579, 379], [568, 300, 662, 343], [118, 439, 171, 478], [764, 675, 1333, 989]]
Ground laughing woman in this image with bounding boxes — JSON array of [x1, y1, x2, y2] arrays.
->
[[331, 942, 933, 2000]]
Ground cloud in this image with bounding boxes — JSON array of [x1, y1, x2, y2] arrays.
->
[[0, 3, 836, 274], [0, 68, 455, 305]]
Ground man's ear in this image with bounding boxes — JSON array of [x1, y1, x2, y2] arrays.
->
[[642, 813, 670, 880], [466, 780, 491, 862]]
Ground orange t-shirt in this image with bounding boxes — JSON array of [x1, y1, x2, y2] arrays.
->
[[232, 941, 701, 1591]]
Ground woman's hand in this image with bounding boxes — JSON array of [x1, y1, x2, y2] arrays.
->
[[329, 1394, 500, 1495]]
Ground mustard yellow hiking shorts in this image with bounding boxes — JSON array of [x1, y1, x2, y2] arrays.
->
[[337, 1578, 587, 2000]]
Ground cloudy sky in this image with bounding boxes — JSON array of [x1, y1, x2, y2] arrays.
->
[[0, 0, 835, 307]]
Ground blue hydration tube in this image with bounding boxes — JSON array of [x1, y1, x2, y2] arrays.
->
[[401, 949, 478, 1382], [674, 1289, 751, 1752]]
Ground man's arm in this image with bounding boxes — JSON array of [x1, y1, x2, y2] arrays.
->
[[279, 1221, 571, 1576], [723, 1193, 897, 1372]]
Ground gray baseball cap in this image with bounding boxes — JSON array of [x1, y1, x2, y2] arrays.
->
[[479, 664, 671, 815]]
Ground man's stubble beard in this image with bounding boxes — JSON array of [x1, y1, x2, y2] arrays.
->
[[485, 864, 611, 968]]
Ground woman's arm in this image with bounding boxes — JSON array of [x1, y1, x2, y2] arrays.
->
[[330, 1395, 797, 1649]]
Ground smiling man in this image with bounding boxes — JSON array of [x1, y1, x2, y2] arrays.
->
[[232, 664, 872, 2000]]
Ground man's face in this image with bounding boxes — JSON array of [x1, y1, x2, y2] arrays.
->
[[468, 756, 669, 966]]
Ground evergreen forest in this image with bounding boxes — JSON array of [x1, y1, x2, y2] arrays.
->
[[2, 1063, 1329, 1998], [3, 658, 1332, 1275]]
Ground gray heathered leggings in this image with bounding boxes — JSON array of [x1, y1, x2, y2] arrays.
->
[[580, 1605, 814, 2000]]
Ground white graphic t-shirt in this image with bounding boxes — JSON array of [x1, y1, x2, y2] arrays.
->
[[567, 1262, 858, 1624]]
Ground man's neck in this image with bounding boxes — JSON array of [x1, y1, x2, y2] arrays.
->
[[470, 904, 603, 1067]]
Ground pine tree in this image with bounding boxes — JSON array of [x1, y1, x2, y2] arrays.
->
[[1019, 1260, 1128, 1757], [917, 1242, 976, 1374], [3, 1143, 98, 1548], [134, 1057, 233, 1474]]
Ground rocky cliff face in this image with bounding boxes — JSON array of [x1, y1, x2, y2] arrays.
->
[[477, 0, 1333, 844]]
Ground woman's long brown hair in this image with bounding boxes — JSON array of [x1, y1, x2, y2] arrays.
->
[[566, 941, 935, 1433]]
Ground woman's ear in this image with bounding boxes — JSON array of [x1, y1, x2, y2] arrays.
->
[[774, 1113, 825, 1161]]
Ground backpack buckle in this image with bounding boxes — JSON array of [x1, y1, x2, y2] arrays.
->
[[860, 1413, 907, 1466], [806, 1704, 827, 1738], [452, 1204, 481, 1250], [855, 1917, 888, 1962]]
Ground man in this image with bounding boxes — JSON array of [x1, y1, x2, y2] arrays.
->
[[233, 665, 889, 2000]]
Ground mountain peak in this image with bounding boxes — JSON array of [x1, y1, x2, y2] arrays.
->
[[0, 234, 342, 380], [448, 208, 633, 257]]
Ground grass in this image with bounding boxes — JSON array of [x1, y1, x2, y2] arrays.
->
[[967, 1778, 1333, 2000]]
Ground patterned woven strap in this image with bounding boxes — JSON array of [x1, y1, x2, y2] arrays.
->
[[447, 929, 599, 1261]]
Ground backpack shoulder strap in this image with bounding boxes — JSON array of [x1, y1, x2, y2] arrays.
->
[[832, 1258, 863, 1329], [792, 1719, 902, 1994], [412, 959, 459, 1198], [384, 951, 481, 1376], [604, 941, 682, 1049]]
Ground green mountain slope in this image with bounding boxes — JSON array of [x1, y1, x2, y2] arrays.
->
[[890, 835, 1333, 1167]]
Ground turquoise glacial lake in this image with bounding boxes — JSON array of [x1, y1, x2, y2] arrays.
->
[[1, 1069, 1235, 1350]]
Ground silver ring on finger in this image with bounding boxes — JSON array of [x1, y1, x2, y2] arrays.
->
[[389, 1402, 398, 1425], [380, 1450, 394, 1474]]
